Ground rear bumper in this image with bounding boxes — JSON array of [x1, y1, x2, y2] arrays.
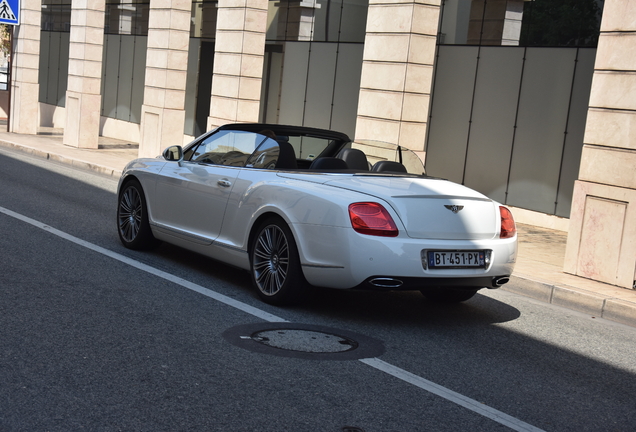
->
[[355, 275, 511, 291]]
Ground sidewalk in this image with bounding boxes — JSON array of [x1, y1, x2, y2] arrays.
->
[[1, 128, 635, 327]]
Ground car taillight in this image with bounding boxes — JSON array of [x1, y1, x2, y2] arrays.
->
[[349, 202, 398, 237], [500, 206, 516, 239]]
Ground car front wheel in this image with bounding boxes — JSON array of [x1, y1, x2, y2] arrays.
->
[[420, 287, 478, 303], [250, 217, 306, 305], [117, 179, 156, 250]]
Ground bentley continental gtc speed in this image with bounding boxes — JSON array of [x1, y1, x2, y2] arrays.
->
[[117, 123, 517, 305]]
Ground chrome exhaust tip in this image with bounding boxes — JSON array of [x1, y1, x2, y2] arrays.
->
[[369, 278, 404, 288], [492, 276, 510, 287]]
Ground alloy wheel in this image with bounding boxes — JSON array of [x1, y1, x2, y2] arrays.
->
[[118, 185, 143, 243], [252, 224, 290, 296]]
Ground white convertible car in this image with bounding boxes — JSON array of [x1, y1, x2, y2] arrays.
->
[[117, 123, 517, 305]]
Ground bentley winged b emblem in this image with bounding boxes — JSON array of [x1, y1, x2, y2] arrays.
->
[[444, 205, 464, 214]]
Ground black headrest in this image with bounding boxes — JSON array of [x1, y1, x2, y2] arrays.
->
[[309, 157, 348, 170], [372, 160, 407, 173], [275, 141, 298, 169], [337, 148, 369, 171]]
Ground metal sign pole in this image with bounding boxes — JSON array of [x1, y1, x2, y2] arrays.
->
[[6, 25, 12, 131], [0, 0, 20, 131]]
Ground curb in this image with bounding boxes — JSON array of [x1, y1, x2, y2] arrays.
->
[[503, 275, 636, 328], [0, 139, 124, 178]]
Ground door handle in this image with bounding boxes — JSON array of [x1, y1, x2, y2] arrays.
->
[[217, 179, 232, 188]]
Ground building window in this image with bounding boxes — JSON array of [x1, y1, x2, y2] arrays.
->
[[191, 0, 218, 39], [439, 0, 604, 47], [41, 0, 71, 32], [266, 0, 368, 43], [105, 0, 150, 36]]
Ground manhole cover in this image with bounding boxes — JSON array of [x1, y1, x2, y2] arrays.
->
[[223, 323, 385, 361], [251, 329, 357, 353]]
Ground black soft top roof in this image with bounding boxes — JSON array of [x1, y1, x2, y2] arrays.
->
[[216, 123, 351, 143]]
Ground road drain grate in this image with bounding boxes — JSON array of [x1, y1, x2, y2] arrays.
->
[[251, 329, 358, 353], [223, 323, 385, 360]]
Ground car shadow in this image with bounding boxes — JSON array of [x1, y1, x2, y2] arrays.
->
[[144, 241, 521, 327], [299, 286, 521, 327]]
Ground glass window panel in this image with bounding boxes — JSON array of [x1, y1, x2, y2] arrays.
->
[[246, 138, 281, 169], [424, 45, 479, 184], [184, 39, 201, 135], [260, 50, 284, 123], [440, 0, 603, 47], [520, 0, 603, 47], [267, 0, 367, 42], [338, 0, 367, 43], [288, 136, 330, 160], [189, 131, 272, 167], [105, 0, 149, 36], [129, 35, 147, 124], [330, 43, 363, 137], [101, 34, 121, 118], [116, 35, 135, 121], [191, 0, 217, 39], [463, 47, 524, 203], [38, 31, 51, 102], [303, 43, 337, 130], [41, 0, 71, 32], [556, 48, 596, 217], [506, 48, 577, 213], [439, 0, 470, 45], [277, 42, 310, 126], [57, 32, 70, 106], [38, 31, 69, 107]]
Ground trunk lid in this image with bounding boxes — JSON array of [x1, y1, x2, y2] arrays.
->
[[281, 173, 499, 240]]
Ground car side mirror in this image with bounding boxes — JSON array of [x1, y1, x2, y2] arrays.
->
[[163, 145, 183, 162]]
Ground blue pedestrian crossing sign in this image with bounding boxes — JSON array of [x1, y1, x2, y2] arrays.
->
[[0, 0, 19, 25]]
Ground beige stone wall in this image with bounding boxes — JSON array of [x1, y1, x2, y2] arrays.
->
[[9, 0, 41, 135], [138, 0, 191, 158], [564, 0, 636, 289], [63, 0, 106, 149], [207, 0, 268, 130], [355, 0, 440, 155]]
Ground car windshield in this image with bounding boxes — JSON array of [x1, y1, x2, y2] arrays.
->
[[350, 140, 426, 175]]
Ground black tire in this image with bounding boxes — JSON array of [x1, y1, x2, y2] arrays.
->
[[250, 217, 306, 305], [420, 287, 478, 303], [117, 179, 156, 250]]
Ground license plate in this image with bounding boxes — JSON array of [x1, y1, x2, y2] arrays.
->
[[427, 251, 485, 269]]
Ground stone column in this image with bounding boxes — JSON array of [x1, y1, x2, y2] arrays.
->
[[63, 0, 106, 149], [207, 0, 268, 130], [564, 0, 636, 290], [354, 0, 440, 155], [138, 0, 191, 158], [9, 0, 41, 135]]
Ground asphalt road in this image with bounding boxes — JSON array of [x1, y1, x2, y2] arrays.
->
[[1, 147, 635, 432]]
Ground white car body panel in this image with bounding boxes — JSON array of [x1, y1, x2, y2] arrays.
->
[[117, 125, 517, 297], [120, 160, 517, 290], [153, 161, 241, 244]]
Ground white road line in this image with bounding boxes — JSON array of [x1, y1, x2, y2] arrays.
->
[[359, 358, 545, 432], [1, 205, 545, 432], [0, 206, 287, 324]]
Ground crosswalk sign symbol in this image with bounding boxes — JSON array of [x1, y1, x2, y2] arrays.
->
[[0, 0, 16, 21], [0, 0, 19, 25]]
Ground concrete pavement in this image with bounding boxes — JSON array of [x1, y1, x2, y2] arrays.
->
[[1, 127, 635, 328]]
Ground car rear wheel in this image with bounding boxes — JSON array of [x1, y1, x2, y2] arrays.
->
[[250, 217, 305, 305], [420, 287, 478, 303], [117, 179, 156, 250]]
